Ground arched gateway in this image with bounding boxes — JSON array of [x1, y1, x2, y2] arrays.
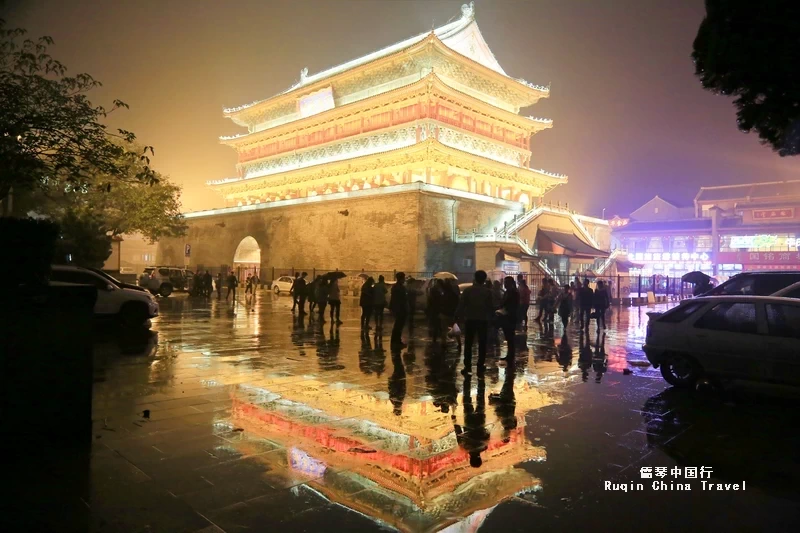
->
[[233, 236, 261, 279]]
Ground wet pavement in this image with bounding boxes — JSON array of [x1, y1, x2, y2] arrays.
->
[[85, 293, 800, 532]]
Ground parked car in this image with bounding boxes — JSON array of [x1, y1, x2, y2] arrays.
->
[[272, 275, 295, 295], [772, 281, 800, 299], [89, 267, 147, 293], [701, 271, 800, 297], [50, 265, 159, 328], [644, 295, 800, 388], [138, 266, 194, 297]]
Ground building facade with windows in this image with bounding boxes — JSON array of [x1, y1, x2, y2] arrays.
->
[[611, 181, 800, 279]]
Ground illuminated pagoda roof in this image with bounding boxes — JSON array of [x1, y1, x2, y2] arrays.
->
[[223, 2, 550, 128]]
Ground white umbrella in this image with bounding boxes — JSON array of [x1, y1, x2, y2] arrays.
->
[[433, 272, 458, 280]]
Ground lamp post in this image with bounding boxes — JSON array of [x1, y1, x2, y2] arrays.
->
[[602, 208, 606, 220]]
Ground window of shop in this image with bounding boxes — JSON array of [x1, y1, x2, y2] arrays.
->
[[720, 234, 798, 252], [695, 236, 712, 252]]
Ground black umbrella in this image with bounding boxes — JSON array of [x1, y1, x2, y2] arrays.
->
[[324, 271, 347, 280], [681, 271, 710, 284]]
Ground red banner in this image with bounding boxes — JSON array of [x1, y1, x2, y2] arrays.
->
[[718, 251, 800, 265], [752, 208, 795, 220]]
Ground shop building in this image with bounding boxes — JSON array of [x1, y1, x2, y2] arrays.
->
[[611, 180, 800, 279]]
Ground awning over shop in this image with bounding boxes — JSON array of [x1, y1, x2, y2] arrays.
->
[[497, 248, 538, 262], [615, 259, 644, 273], [535, 230, 609, 258]]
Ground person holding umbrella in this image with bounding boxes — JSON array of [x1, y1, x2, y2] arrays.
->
[[326, 271, 346, 325], [683, 271, 712, 296]]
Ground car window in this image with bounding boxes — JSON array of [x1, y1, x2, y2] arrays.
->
[[713, 276, 756, 296], [765, 304, 800, 340], [659, 302, 706, 323], [51, 270, 107, 289], [695, 302, 758, 334], [158, 268, 170, 276], [780, 287, 800, 299], [757, 276, 800, 296]]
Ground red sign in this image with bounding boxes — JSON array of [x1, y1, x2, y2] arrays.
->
[[718, 251, 800, 265], [752, 208, 795, 220]]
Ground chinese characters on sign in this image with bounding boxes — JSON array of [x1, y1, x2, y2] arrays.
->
[[752, 208, 795, 221], [640, 466, 713, 479]]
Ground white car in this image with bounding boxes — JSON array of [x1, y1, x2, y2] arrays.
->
[[272, 275, 296, 295], [138, 266, 193, 297], [51, 265, 159, 328], [772, 281, 800, 299], [644, 296, 800, 387]]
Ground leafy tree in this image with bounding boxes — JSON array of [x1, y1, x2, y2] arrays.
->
[[0, 20, 157, 212], [52, 210, 112, 268], [692, 0, 800, 156]]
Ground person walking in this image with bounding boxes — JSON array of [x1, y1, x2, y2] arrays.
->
[[578, 279, 594, 329], [534, 279, 548, 321], [226, 271, 238, 301], [517, 274, 531, 329], [443, 279, 461, 350], [497, 276, 519, 361], [308, 276, 320, 315], [593, 280, 610, 331], [203, 270, 213, 298], [316, 278, 330, 322], [328, 277, 343, 325], [558, 285, 573, 329], [373, 275, 388, 329], [290, 273, 300, 312], [216, 272, 224, 300], [244, 274, 253, 295], [360, 277, 375, 329], [390, 272, 409, 347], [294, 272, 308, 314], [456, 270, 493, 376], [546, 279, 559, 323]]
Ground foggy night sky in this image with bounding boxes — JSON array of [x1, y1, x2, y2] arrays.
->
[[3, 0, 797, 217]]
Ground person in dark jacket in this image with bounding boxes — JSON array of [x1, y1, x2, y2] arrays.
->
[[390, 272, 409, 347], [373, 275, 388, 329], [216, 272, 224, 300], [316, 278, 330, 322], [360, 277, 375, 329], [578, 279, 594, 329], [225, 271, 238, 301], [307, 276, 320, 315], [558, 286, 573, 329], [498, 276, 519, 361], [294, 272, 308, 315], [593, 280, 610, 331], [290, 272, 300, 311], [203, 270, 213, 298], [456, 270, 493, 376]]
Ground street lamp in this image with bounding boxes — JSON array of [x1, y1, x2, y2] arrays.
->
[[602, 208, 606, 219]]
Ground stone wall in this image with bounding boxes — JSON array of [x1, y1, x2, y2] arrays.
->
[[158, 184, 518, 278]]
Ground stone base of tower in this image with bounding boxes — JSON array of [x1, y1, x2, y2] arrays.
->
[[157, 182, 525, 277]]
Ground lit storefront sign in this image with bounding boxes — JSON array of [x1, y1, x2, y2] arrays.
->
[[718, 251, 800, 268], [752, 208, 795, 221], [727, 235, 798, 250], [633, 252, 709, 262]]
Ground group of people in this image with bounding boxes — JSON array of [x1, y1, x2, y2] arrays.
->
[[534, 275, 611, 331], [288, 272, 344, 325], [191, 270, 259, 301]]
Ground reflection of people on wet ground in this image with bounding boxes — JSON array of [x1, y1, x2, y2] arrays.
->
[[359, 330, 387, 377], [390, 272, 409, 347], [291, 313, 307, 347], [578, 330, 592, 382], [360, 277, 374, 330], [316, 278, 330, 323], [328, 278, 343, 325], [593, 331, 607, 383], [373, 275, 388, 329], [389, 349, 407, 416], [557, 334, 572, 372], [316, 324, 343, 371], [457, 270, 493, 376], [425, 343, 458, 414], [498, 276, 519, 361], [455, 374, 490, 468], [225, 271, 238, 301], [489, 361, 517, 442]]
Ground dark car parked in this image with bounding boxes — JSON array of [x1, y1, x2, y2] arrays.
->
[[702, 271, 800, 297]]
